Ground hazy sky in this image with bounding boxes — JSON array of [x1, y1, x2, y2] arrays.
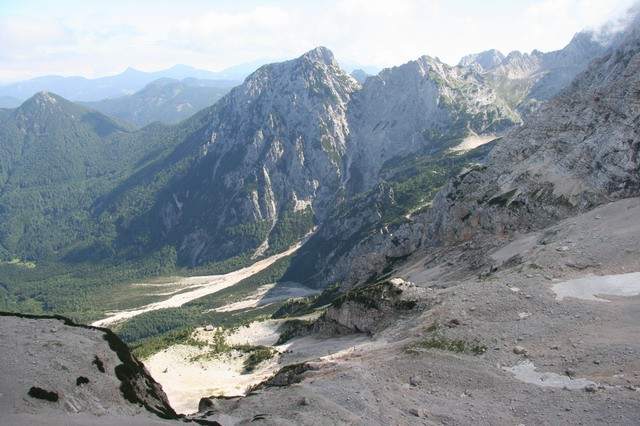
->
[[0, 0, 637, 83]]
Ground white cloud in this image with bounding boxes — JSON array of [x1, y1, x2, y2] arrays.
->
[[575, 0, 640, 30], [171, 6, 290, 46], [0, 16, 74, 54], [524, 0, 637, 32], [518, 0, 639, 53], [337, 0, 415, 18], [1, 0, 639, 83]]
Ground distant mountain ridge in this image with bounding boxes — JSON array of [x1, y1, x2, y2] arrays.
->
[[80, 78, 234, 127], [0, 95, 22, 108], [0, 64, 244, 103], [458, 28, 620, 101]]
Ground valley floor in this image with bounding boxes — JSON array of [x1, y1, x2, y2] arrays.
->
[[184, 197, 640, 424], [91, 239, 308, 328]]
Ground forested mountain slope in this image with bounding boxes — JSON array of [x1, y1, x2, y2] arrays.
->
[[81, 78, 235, 127]]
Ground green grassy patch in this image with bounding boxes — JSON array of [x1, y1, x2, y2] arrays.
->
[[242, 345, 276, 372], [405, 338, 487, 356]]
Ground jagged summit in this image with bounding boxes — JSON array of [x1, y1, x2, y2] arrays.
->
[[301, 46, 339, 67], [458, 49, 506, 70]]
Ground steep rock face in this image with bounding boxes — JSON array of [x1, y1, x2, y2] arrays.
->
[[151, 47, 359, 265], [458, 49, 506, 71], [322, 23, 640, 289], [346, 55, 520, 192]]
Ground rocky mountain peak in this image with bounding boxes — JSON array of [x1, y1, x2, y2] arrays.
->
[[33, 90, 59, 104], [350, 69, 371, 84], [239, 45, 357, 104], [415, 54, 447, 73], [458, 49, 506, 71], [141, 45, 360, 266], [19, 91, 65, 113], [301, 46, 340, 68]]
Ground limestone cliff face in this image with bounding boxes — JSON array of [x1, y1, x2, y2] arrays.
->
[[320, 23, 640, 289], [152, 47, 524, 266], [345, 55, 520, 192], [156, 47, 359, 265]]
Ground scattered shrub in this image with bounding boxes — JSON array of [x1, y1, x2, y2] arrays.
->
[[28, 387, 59, 402], [76, 376, 90, 386], [405, 338, 487, 356], [92, 355, 105, 373]]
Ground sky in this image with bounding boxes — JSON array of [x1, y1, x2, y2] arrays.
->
[[0, 0, 638, 83]]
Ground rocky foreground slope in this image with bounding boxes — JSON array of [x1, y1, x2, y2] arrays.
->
[[190, 196, 640, 425], [0, 312, 178, 425]]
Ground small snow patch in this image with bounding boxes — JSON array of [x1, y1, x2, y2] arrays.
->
[[503, 360, 595, 389], [552, 272, 640, 302], [451, 134, 496, 153]]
